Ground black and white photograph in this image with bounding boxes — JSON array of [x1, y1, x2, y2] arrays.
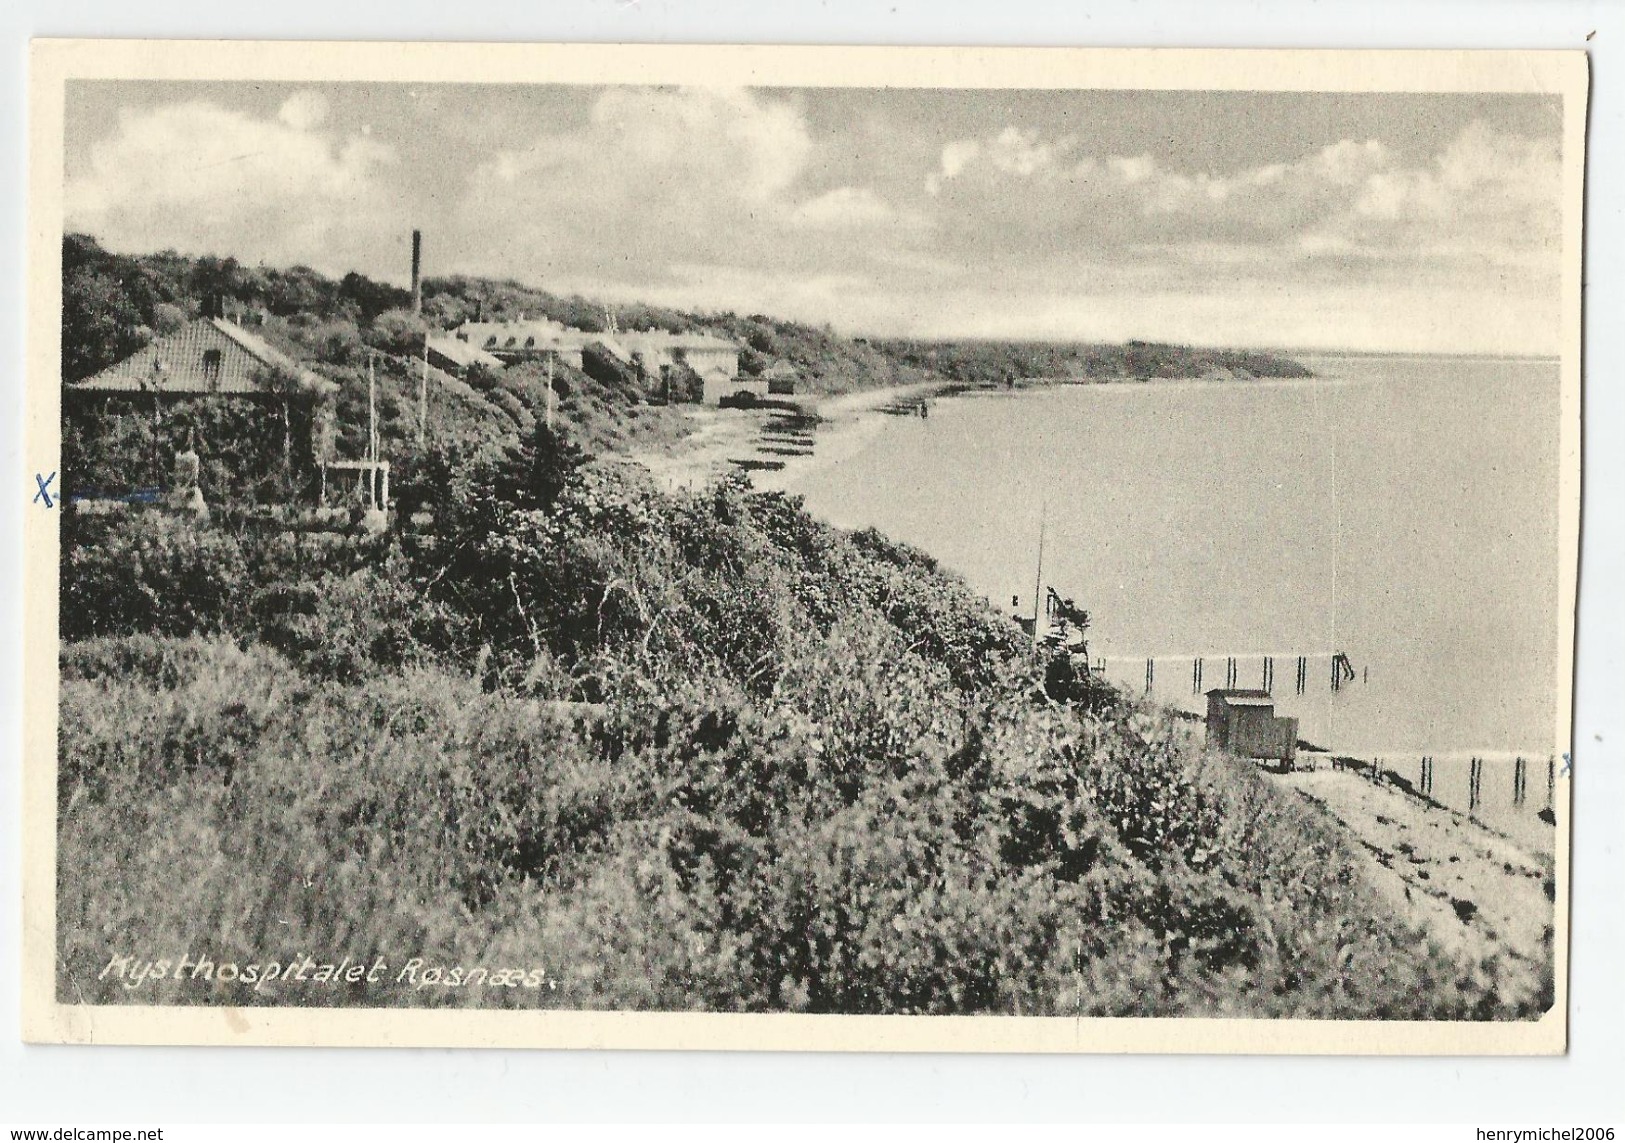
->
[[23, 41, 1583, 1053]]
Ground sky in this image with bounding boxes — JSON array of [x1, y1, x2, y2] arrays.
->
[[62, 81, 1565, 354]]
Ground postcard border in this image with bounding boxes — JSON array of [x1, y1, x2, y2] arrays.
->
[[22, 38, 1586, 1054]]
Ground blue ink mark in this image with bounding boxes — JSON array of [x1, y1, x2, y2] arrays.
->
[[67, 486, 162, 506], [33, 472, 56, 509], [1560, 752, 1572, 778]]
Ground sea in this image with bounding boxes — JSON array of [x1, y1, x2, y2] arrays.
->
[[763, 354, 1567, 838]]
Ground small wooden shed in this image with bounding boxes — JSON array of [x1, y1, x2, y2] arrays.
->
[[1205, 689, 1299, 768]]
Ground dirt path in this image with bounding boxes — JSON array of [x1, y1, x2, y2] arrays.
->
[[1273, 769, 1555, 1005]]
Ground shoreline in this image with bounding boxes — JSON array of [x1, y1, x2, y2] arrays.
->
[[622, 378, 951, 493], [621, 373, 1564, 938], [622, 372, 1326, 493], [1270, 767, 1554, 1007]]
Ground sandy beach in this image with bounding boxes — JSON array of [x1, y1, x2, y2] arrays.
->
[[624, 380, 949, 492], [1273, 767, 1555, 1007]]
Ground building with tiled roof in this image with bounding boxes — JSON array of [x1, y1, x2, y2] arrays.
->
[[69, 317, 335, 397]]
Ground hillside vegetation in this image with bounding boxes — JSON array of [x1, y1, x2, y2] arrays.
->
[[62, 233, 1310, 416], [58, 423, 1546, 1016], [873, 337, 1315, 385], [55, 238, 1547, 1017]]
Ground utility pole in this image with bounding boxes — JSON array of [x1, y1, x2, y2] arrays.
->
[[545, 354, 556, 431], [367, 351, 378, 507], [419, 332, 429, 447]]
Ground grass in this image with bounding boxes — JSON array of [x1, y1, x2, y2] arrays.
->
[[55, 236, 1540, 1017], [55, 447, 1550, 1017]]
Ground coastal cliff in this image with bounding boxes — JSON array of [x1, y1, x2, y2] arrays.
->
[[58, 239, 1550, 1018]]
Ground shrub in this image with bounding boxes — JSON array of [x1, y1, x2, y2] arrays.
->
[[55, 440, 1542, 1017], [61, 515, 249, 640], [364, 309, 428, 357]]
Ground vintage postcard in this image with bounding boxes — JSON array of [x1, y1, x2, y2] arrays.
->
[[22, 40, 1584, 1052]]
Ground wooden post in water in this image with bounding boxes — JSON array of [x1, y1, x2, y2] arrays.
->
[[1192, 658, 1203, 695], [1144, 658, 1154, 693], [1468, 756, 1482, 815], [1262, 656, 1273, 693], [1296, 656, 1307, 695], [1513, 756, 1527, 806]]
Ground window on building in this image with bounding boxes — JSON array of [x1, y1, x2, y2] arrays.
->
[[202, 349, 223, 388]]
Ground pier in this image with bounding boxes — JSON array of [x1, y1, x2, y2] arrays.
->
[[1088, 651, 1357, 697]]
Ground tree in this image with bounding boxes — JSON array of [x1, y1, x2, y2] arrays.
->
[[495, 420, 586, 511], [252, 364, 309, 470], [262, 265, 338, 318], [340, 272, 411, 325], [62, 236, 149, 383], [301, 321, 364, 366], [366, 309, 428, 358], [151, 302, 191, 336], [189, 255, 249, 312], [463, 362, 499, 391]]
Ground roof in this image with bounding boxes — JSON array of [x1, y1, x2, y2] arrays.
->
[[209, 319, 324, 386], [662, 332, 740, 351], [1205, 689, 1276, 707], [456, 321, 739, 357], [614, 330, 740, 354], [587, 337, 632, 364], [458, 318, 568, 342], [461, 323, 602, 364], [71, 317, 333, 396], [428, 336, 503, 370]]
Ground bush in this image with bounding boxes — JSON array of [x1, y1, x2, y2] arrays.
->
[[62, 515, 249, 640], [365, 309, 428, 358], [55, 435, 1543, 1017], [299, 320, 365, 366]]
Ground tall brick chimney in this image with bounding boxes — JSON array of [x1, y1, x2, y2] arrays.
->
[[410, 229, 422, 316]]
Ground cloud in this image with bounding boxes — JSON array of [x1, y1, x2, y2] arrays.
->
[[277, 90, 329, 131], [902, 118, 1562, 350], [449, 85, 919, 296], [790, 186, 898, 229], [64, 84, 1563, 354], [65, 99, 403, 278], [924, 121, 1558, 276], [1330, 122, 1562, 268]]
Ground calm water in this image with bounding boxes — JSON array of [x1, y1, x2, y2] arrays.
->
[[769, 356, 1565, 800]]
